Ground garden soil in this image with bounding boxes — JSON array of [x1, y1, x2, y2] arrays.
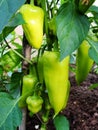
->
[[26, 72, 98, 130]]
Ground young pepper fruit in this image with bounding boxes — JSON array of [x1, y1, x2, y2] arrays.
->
[[42, 51, 70, 117], [26, 95, 43, 114], [19, 4, 44, 49], [75, 40, 94, 85], [18, 74, 38, 108]]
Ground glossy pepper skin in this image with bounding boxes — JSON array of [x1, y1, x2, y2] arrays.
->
[[76, 40, 94, 85], [19, 4, 44, 49], [42, 51, 70, 116], [18, 74, 38, 108], [26, 95, 43, 114]]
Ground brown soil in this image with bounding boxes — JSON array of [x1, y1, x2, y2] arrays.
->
[[26, 73, 98, 130]]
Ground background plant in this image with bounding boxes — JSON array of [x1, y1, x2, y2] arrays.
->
[[0, 0, 98, 130]]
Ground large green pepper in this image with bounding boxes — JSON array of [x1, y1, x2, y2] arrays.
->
[[19, 4, 44, 49], [26, 95, 43, 114], [42, 51, 70, 116], [18, 74, 38, 108], [75, 40, 94, 85]]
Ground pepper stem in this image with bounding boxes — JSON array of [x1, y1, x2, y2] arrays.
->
[[30, 0, 34, 6]]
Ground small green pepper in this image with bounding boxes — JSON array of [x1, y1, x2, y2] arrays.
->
[[26, 95, 43, 114], [18, 74, 38, 108]]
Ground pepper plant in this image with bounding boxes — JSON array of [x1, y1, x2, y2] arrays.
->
[[0, 0, 98, 130]]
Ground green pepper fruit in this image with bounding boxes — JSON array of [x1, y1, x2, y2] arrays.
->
[[18, 74, 38, 108], [19, 4, 44, 49], [0, 49, 22, 72], [26, 95, 43, 114], [78, 0, 95, 14], [42, 51, 70, 117], [75, 40, 94, 85]]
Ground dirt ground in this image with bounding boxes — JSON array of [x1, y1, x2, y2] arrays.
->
[[26, 73, 98, 130]]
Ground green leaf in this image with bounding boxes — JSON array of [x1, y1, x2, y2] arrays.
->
[[0, 0, 26, 33], [0, 49, 22, 72], [53, 114, 69, 130], [0, 12, 24, 42], [0, 66, 3, 75], [10, 72, 23, 98], [8, 12, 25, 27], [0, 27, 15, 42], [89, 83, 98, 90], [5, 72, 23, 98], [56, 1, 90, 60], [89, 5, 98, 13], [89, 5, 98, 24], [11, 42, 22, 49], [0, 92, 22, 130], [87, 39, 98, 64]]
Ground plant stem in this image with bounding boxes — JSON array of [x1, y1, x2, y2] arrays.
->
[[42, 0, 49, 37], [11, 48, 32, 64], [19, 108, 27, 130], [19, 35, 32, 130], [41, 0, 52, 50], [4, 38, 32, 64], [40, 123, 47, 130]]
